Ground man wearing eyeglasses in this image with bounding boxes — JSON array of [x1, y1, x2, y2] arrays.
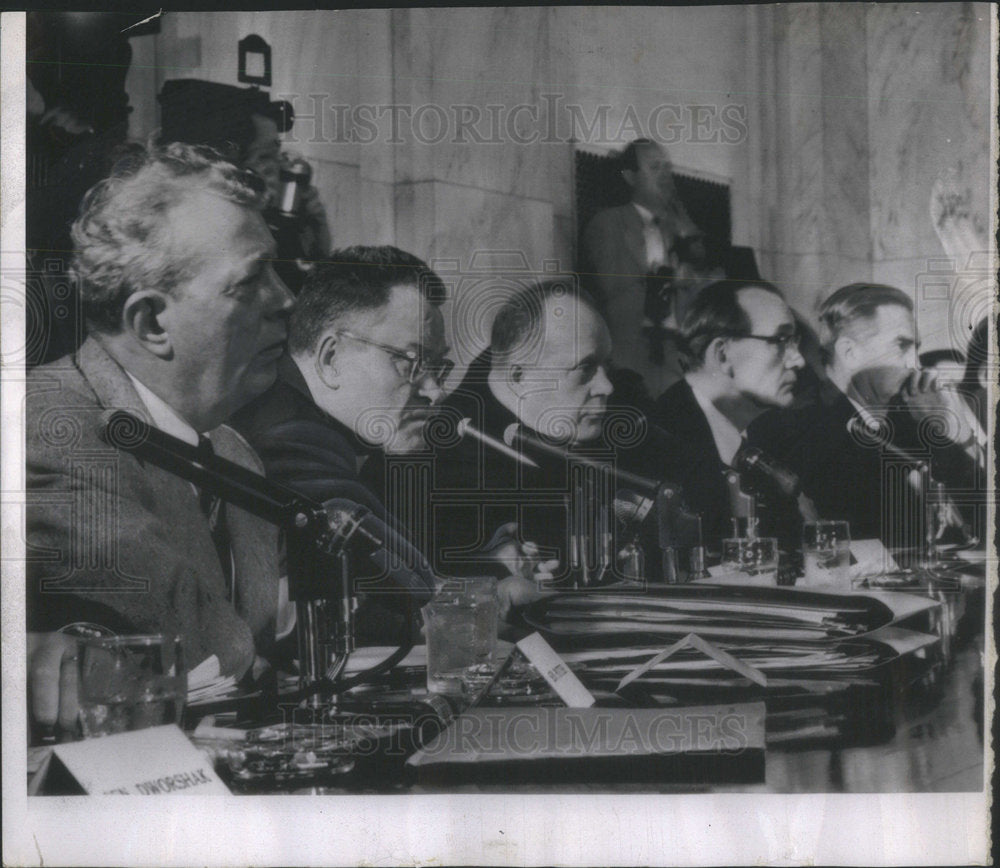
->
[[232, 246, 453, 640], [749, 282, 983, 545], [652, 279, 807, 549]]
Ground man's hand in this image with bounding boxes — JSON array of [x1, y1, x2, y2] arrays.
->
[[898, 369, 980, 448], [497, 574, 550, 621], [28, 632, 80, 737], [484, 522, 559, 619]]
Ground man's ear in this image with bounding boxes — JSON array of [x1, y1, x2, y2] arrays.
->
[[507, 363, 525, 391], [315, 332, 341, 389], [121, 290, 171, 358], [835, 335, 855, 367], [706, 337, 732, 374], [621, 168, 637, 190]]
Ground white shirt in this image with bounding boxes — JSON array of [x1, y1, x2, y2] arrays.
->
[[633, 202, 667, 270], [125, 372, 200, 446], [687, 376, 746, 467]]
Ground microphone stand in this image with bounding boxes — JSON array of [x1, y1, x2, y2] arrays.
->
[[845, 416, 978, 567], [101, 411, 410, 710]]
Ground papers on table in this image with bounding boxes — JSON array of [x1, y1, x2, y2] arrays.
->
[[186, 655, 238, 706], [524, 589, 896, 643]]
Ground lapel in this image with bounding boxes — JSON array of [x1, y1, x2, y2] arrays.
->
[[208, 425, 279, 641], [77, 337, 155, 424], [77, 338, 277, 650]]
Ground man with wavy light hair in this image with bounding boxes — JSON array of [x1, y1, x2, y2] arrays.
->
[[26, 142, 294, 737]]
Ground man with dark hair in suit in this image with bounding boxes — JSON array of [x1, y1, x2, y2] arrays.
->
[[27, 142, 295, 735], [750, 282, 983, 545], [232, 247, 538, 625], [581, 138, 701, 394], [653, 280, 807, 552]]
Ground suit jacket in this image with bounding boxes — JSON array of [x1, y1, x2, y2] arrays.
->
[[652, 379, 733, 550], [26, 338, 279, 677], [581, 203, 690, 395], [231, 356, 415, 642], [231, 355, 387, 519], [748, 381, 978, 546], [433, 351, 679, 582]]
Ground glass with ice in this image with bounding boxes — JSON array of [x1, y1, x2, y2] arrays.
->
[[423, 577, 499, 695], [801, 520, 851, 588], [77, 635, 186, 738]]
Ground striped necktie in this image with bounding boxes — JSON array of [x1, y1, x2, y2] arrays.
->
[[196, 435, 236, 604]]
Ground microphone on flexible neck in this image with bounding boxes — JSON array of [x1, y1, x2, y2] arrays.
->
[[502, 423, 660, 494], [98, 409, 436, 600], [733, 444, 802, 499], [456, 417, 539, 468]]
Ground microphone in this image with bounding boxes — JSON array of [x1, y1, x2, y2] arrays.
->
[[845, 416, 930, 469], [323, 498, 437, 599], [99, 410, 435, 601], [456, 417, 539, 468], [733, 445, 802, 499], [502, 423, 660, 494]]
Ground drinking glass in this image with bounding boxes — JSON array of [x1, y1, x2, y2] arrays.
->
[[423, 577, 499, 695], [77, 635, 186, 738], [720, 537, 779, 585], [801, 520, 851, 588]]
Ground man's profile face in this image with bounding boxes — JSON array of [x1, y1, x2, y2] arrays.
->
[[513, 296, 614, 444], [843, 303, 918, 374], [158, 190, 293, 425], [840, 303, 918, 404], [624, 142, 677, 211], [329, 284, 448, 454], [726, 287, 804, 409]]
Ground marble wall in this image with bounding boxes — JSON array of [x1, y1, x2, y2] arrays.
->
[[123, 5, 993, 358], [746, 2, 994, 351]]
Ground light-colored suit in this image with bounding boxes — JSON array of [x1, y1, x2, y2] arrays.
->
[[26, 338, 279, 677], [582, 204, 690, 396]]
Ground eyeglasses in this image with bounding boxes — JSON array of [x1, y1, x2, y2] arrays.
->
[[726, 331, 801, 357], [336, 330, 455, 385]]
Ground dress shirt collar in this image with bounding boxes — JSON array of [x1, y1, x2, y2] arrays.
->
[[685, 375, 746, 466], [125, 372, 201, 446], [632, 201, 657, 225]]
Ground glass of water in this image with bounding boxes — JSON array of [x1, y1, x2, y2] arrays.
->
[[720, 537, 780, 585], [77, 635, 186, 738], [801, 521, 851, 589], [423, 577, 499, 695]]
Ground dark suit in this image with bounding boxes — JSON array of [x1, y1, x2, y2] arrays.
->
[[231, 356, 417, 642], [581, 203, 694, 395], [26, 338, 279, 677], [231, 355, 386, 518], [748, 381, 978, 547], [432, 351, 677, 583], [652, 379, 733, 551]]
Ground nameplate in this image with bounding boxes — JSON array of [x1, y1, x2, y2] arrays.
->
[[34, 725, 229, 796], [516, 632, 595, 708]]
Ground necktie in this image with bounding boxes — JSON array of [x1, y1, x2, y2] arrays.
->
[[196, 435, 236, 604]]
